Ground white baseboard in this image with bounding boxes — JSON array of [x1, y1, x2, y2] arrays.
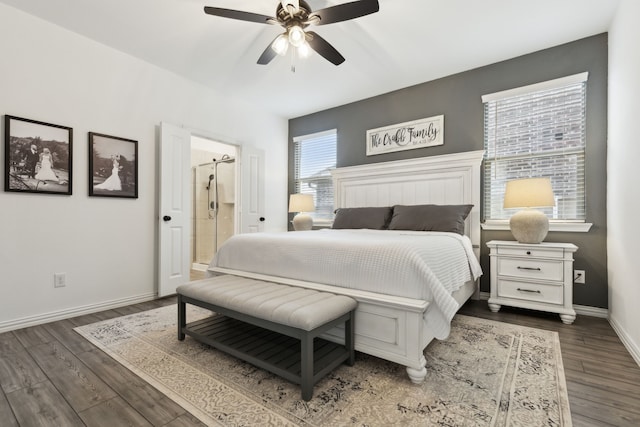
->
[[478, 292, 609, 318], [574, 304, 609, 318], [608, 316, 640, 367], [0, 292, 158, 334]]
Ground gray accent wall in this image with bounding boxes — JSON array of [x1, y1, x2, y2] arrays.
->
[[288, 34, 608, 309]]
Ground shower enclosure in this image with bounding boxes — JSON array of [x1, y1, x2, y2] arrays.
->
[[192, 155, 235, 266]]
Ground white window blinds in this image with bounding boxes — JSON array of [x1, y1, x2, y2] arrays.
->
[[293, 129, 337, 222], [483, 73, 587, 221]]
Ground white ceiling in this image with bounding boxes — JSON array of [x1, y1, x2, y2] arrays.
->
[[1, 0, 620, 118]]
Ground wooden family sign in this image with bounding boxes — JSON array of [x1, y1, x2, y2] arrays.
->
[[366, 115, 444, 156]]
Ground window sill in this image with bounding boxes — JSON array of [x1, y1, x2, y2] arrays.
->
[[312, 220, 333, 229], [481, 220, 592, 232]]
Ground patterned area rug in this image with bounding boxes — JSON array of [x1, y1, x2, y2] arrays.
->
[[74, 305, 571, 426]]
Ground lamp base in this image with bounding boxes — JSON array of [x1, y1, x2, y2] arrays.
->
[[292, 213, 313, 231], [509, 209, 549, 244]]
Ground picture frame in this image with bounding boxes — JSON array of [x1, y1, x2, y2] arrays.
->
[[4, 115, 73, 195], [89, 132, 138, 198]]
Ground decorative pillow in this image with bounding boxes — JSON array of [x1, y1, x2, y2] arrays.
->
[[388, 204, 473, 235], [332, 207, 393, 230]]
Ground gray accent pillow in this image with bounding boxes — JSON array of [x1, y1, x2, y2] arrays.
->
[[388, 204, 473, 235], [332, 207, 393, 230]]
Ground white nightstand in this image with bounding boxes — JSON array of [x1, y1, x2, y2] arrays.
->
[[487, 240, 578, 324]]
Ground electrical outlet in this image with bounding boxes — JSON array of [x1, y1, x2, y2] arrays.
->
[[573, 270, 585, 284], [54, 273, 66, 288]]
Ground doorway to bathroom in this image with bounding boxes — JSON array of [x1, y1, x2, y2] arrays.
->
[[191, 135, 237, 276]]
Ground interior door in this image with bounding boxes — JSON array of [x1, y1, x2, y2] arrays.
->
[[240, 145, 265, 233], [158, 122, 191, 297]]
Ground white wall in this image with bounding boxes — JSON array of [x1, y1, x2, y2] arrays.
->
[[0, 4, 288, 331], [608, 0, 640, 364]]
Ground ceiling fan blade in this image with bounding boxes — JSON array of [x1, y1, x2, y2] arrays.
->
[[310, 0, 379, 25], [306, 31, 345, 65], [204, 6, 274, 24], [257, 37, 279, 65]]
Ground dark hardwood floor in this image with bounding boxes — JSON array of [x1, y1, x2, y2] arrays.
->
[[1, 297, 638, 426]]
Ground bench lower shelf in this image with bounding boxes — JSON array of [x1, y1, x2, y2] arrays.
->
[[183, 314, 351, 398]]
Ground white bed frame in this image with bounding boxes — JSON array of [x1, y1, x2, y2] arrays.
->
[[211, 150, 484, 384]]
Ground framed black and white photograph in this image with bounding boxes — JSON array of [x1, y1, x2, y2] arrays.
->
[[4, 115, 73, 195], [89, 132, 138, 198]]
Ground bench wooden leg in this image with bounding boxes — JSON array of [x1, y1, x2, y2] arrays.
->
[[300, 334, 314, 401], [346, 310, 355, 366], [177, 295, 186, 341]]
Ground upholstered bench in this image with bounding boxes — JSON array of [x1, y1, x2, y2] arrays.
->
[[176, 275, 357, 401]]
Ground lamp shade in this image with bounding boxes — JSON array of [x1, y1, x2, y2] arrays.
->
[[503, 178, 555, 209], [288, 193, 314, 213]]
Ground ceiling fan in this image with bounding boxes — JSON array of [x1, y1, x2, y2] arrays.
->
[[204, 0, 380, 66]]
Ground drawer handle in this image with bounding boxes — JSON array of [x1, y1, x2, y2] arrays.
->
[[517, 288, 541, 294], [517, 266, 541, 271]]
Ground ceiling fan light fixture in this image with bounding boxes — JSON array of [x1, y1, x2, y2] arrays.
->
[[271, 33, 289, 55], [288, 25, 306, 47], [297, 41, 311, 58]]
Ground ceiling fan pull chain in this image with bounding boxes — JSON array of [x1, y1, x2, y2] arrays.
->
[[291, 46, 297, 73]]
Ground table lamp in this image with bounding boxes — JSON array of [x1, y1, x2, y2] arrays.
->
[[289, 193, 314, 231], [503, 177, 555, 244]]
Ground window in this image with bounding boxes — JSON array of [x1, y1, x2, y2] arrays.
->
[[293, 129, 337, 223], [483, 73, 587, 223]]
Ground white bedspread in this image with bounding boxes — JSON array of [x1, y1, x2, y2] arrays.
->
[[208, 229, 482, 339]]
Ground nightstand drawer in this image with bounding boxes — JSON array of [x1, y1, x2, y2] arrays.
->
[[497, 246, 564, 259], [497, 279, 563, 305], [497, 258, 563, 281]]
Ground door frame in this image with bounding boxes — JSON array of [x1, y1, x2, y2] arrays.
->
[[189, 130, 264, 236], [158, 124, 264, 296]]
